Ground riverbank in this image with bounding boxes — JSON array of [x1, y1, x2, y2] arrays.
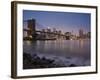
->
[[23, 53, 67, 69], [23, 52, 89, 69]]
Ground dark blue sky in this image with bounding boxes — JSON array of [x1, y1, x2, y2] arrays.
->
[[23, 10, 90, 35]]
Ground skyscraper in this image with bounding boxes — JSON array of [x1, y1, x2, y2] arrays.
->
[[79, 29, 84, 38]]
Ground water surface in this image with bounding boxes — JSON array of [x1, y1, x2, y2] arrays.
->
[[23, 39, 91, 66]]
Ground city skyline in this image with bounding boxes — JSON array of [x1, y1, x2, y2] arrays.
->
[[23, 10, 91, 35]]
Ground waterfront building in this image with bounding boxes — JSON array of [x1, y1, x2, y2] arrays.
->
[[87, 32, 91, 38], [23, 31, 28, 37], [65, 32, 71, 40], [53, 28, 56, 33], [79, 29, 84, 38], [57, 30, 62, 39]]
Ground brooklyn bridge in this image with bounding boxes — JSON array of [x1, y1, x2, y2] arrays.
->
[[23, 19, 69, 40]]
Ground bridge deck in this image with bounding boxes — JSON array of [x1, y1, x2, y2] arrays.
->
[[23, 29, 65, 36]]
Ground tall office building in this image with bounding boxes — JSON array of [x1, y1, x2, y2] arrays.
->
[[79, 29, 84, 38], [65, 32, 71, 40], [87, 32, 91, 38]]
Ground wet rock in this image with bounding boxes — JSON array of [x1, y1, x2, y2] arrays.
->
[[69, 64, 76, 67], [23, 52, 58, 69]]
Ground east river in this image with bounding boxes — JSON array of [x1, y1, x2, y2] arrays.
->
[[23, 39, 91, 66]]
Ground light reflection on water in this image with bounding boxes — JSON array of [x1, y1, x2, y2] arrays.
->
[[23, 39, 90, 60]]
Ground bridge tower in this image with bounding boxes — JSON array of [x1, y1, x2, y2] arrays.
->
[[27, 19, 36, 39]]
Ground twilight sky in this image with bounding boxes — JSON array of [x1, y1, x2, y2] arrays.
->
[[23, 10, 91, 35]]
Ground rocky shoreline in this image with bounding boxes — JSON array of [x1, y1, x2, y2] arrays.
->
[[23, 52, 77, 69]]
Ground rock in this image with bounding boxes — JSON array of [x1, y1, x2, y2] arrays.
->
[[69, 64, 76, 67], [23, 52, 67, 69]]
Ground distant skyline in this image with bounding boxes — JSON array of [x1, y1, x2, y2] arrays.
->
[[23, 10, 91, 35]]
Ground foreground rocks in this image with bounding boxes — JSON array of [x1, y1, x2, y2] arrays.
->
[[23, 52, 78, 69], [23, 53, 68, 69]]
